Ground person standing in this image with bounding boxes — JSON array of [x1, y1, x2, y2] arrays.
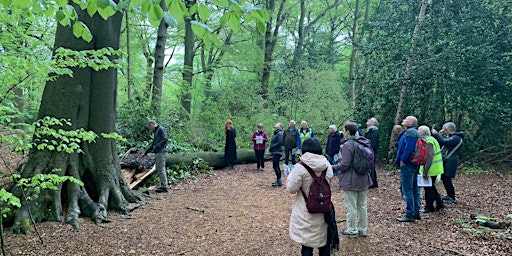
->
[[283, 120, 299, 165], [432, 122, 464, 204], [365, 117, 379, 188], [418, 125, 445, 213], [332, 122, 373, 238], [144, 120, 169, 193], [269, 123, 284, 187], [224, 119, 237, 170], [287, 138, 337, 255], [325, 125, 342, 165], [251, 123, 269, 171], [395, 116, 421, 222], [297, 121, 315, 153]]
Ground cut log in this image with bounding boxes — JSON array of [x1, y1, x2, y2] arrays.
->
[[120, 147, 155, 172], [166, 149, 275, 169], [129, 165, 156, 189]]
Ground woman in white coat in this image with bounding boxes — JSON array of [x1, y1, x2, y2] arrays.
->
[[286, 138, 336, 256]]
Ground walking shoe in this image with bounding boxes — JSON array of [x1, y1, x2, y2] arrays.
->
[[260, 168, 265, 171], [441, 195, 451, 201], [340, 231, 357, 238], [396, 216, 416, 223], [358, 232, 367, 238], [421, 208, 435, 213], [445, 198, 457, 204], [155, 187, 168, 193], [271, 179, 282, 187], [414, 214, 421, 220]]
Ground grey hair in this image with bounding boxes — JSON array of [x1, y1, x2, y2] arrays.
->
[[301, 120, 308, 126], [418, 125, 431, 137], [443, 122, 456, 131], [289, 120, 296, 124], [370, 117, 379, 126], [147, 120, 157, 125], [276, 122, 283, 129], [328, 125, 337, 131]]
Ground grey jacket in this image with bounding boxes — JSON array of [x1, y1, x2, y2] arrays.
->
[[332, 135, 373, 191], [145, 126, 169, 154]]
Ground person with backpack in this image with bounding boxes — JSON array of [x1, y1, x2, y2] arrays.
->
[[251, 123, 269, 171], [432, 122, 464, 204], [332, 122, 373, 238], [395, 116, 421, 222], [286, 138, 338, 256], [418, 125, 446, 213], [296, 121, 315, 153], [269, 123, 284, 187]]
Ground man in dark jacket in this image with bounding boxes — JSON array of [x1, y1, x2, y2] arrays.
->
[[432, 122, 464, 204], [332, 122, 373, 238], [283, 120, 298, 165], [395, 116, 421, 222], [144, 121, 169, 193], [326, 125, 342, 165], [364, 117, 379, 188], [269, 123, 284, 187]]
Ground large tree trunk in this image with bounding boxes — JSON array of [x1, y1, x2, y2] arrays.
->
[[389, 0, 428, 150], [291, 0, 306, 68], [151, 0, 169, 116], [125, 10, 132, 100], [166, 149, 274, 169], [181, 0, 196, 116], [11, 4, 140, 234]]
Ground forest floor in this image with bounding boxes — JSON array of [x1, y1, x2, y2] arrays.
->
[[4, 162, 512, 255]]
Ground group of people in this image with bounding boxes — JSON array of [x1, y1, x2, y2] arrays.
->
[[143, 116, 464, 255]]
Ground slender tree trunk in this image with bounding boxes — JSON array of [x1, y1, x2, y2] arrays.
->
[[11, 3, 140, 234], [125, 10, 132, 100], [389, 0, 428, 148], [261, 0, 287, 102], [291, 0, 306, 68], [142, 46, 154, 98], [151, 0, 169, 116], [348, 0, 361, 108], [182, 0, 196, 116]]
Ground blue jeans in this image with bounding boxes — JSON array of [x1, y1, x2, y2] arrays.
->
[[327, 155, 338, 175], [400, 165, 420, 217]]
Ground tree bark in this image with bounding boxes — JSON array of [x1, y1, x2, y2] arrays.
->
[[125, 10, 132, 100], [166, 149, 274, 169], [151, 0, 169, 116], [348, 0, 361, 108], [261, 0, 287, 102], [11, 3, 140, 234], [181, 0, 197, 116], [389, 0, 428, 149]]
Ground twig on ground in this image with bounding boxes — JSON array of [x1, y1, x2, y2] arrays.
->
[[435, 246, 471, 256], [186, 207, 205, 213]]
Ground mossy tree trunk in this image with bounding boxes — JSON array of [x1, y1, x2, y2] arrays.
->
[[11, 4, 140, 234]]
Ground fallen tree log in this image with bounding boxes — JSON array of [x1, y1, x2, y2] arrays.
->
[[166, 149, 274, 169]]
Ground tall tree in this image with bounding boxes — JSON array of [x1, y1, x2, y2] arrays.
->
[[181, 0, 197, 115], [11, 3, 140, 233], [151, 0, 170, 116]]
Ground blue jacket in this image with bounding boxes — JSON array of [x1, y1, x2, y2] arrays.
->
[[325, 131, 342, 157], [433, 132, 464, 177], [269, 129, 284, 154], [395, 126, 420, 170]]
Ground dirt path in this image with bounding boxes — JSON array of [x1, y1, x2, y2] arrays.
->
[[5, 164, 512, 255]]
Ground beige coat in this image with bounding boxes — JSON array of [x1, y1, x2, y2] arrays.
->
[[286, 153, 334, 248]]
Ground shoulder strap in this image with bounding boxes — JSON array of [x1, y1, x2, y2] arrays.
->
[[298, 161, 327, 200], [444, 137, 463, 159]]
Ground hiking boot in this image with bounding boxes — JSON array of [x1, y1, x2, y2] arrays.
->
[[260, 168, 265, 171], [445, 198, 457, 204], [421, 208, 435, 214], [271, 179, 282, 187], [155, 187, 168, 193], [414, 214, 421, 220], [396, 216, 416, 223], [358, 232, 367, 238], [340, 231, 357, 238]]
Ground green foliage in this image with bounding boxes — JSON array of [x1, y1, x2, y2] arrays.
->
[[460, 166, 493, 175], [0, 189, 21, 216], [13, 173, 84, 201], [166, 158, 212, 185]]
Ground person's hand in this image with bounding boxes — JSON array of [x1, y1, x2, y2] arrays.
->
[[400, 161, 405, 167], [439, 129, 446, 134], [432, 128, 438, 135], [423, 174, 429, 180]]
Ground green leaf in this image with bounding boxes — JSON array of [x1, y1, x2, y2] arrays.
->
[[87, 0, 98, 16], [190, 20, 213, 33], [163, 12, 177, 27], [97, 0, 110, 9], [81, 25, 93, 42], [169, 0, 187, 19], [256, 21, 266, 34], [197, 3, 210, 21], [72, 22, 83, 38], [56, 0, 67, 7]]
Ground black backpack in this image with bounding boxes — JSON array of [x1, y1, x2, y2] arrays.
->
[[351, 140, 375, 175], [299, 162, 332, 214]]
